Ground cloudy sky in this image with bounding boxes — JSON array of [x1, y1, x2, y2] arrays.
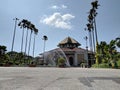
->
[[0, 0, 120, 56]]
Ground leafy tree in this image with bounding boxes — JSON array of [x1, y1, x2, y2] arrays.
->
[[116, 37, 120, 48], [0, 45, 7, 55], [0, 45, 11, 66], [95, 37, 120, 68]]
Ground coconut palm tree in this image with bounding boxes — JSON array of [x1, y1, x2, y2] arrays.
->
[[42, 35, 48, 65], [89, 1, 100, 65], [116, 37, 120, 48], [18, 19, 31, 64], [27, 23, 34, 57], [86, 23, 93, 52], [18, 19, 39, 64], [11, 18, 19, 52], [18, 19, 28, 53], [33, 28, 38, 57], [91, 0, 100, 9], [27, 23, 35, 64], [43, 35, 48, 49], [91, 0, 100, 43], [88, 13, 96, 52], [24, 20, 31, 56]]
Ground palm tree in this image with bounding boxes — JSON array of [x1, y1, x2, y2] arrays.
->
[[91, 0, 100, 9], [27, 23, 34, 57], [24, 20, 31, 56], [27, 23, 35, 64], [33, 28, 38, 57], [88, 9, 97, 52], [11, 18, 19, 52], [18, 19, 29, 64], [90, 1, 100, 65], [86, 23, 93, 52], [91, 1, 100, 44], [42, 35, 48, 65], [18, 19, 27, 53], [99, 41, 107, 55], [109, 40, 116, 59], [116, 37, 120, 48], [84, 36, 88, 67]]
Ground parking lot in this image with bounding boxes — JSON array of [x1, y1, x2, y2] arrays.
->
[[0, 67, 120, 90]]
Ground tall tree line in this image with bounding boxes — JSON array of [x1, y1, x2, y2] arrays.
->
[[18, 19, 38, 64], [86, 0, 100, 52], [85, 0, 100, 65]]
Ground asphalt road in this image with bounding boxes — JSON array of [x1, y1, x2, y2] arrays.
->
[[0, 67, 120, 90]]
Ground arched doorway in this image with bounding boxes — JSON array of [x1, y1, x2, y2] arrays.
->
[[69, 57, 74, 66]]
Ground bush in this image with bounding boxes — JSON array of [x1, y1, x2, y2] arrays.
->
[[102, 59, 108, 63], [110, 60, 118, 68], [81, 63, 87, 68], [117, 60, 120, 68], [58, 57, 65, 67], [92, 63, 110, 68]]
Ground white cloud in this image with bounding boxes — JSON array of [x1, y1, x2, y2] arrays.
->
[[61, 5, 67, 9], [51, 4, 67, 9], [51, 5, 59, 9], [40, 12, 75, 29], [62, 14, 75, 21]]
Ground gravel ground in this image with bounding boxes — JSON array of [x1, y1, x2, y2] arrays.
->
[[0, 67, 120, 90]]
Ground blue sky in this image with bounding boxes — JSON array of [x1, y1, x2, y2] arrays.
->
[[0, 0, 120, 57]]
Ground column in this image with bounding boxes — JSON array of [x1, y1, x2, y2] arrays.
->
[[74, 53, 78, 66]]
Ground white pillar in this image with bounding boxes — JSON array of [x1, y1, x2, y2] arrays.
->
[[74, 53, 78, 66]]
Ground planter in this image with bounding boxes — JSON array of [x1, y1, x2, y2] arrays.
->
[[29, 64, 36, 67], [59, 64, 65, 68]]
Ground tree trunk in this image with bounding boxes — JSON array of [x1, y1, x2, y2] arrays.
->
[[33, 34, 36, 57], [21, 28, 24, 52], [28, 31, 32, 64], [24, 29, 29, 64]]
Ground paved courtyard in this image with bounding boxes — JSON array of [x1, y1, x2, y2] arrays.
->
[[0, 67, 120, 90]]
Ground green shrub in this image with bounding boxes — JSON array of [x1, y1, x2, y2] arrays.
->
[[110, 60, 118, 68], [102, 59, 108, 63], [58, 57, 65, 67], [92, 63, 110, 68], [117, 60, 120, 68]]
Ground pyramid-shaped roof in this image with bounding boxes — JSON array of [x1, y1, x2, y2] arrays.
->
[[58, 37, 81, 46]]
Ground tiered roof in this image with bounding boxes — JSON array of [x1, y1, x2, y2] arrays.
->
[[58, 37, 81, 48]]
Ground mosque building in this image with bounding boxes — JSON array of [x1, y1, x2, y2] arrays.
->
[[38, 37, 95, 67]]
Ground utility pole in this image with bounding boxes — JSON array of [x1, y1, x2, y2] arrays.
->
[[11, 18, 19, 52]]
